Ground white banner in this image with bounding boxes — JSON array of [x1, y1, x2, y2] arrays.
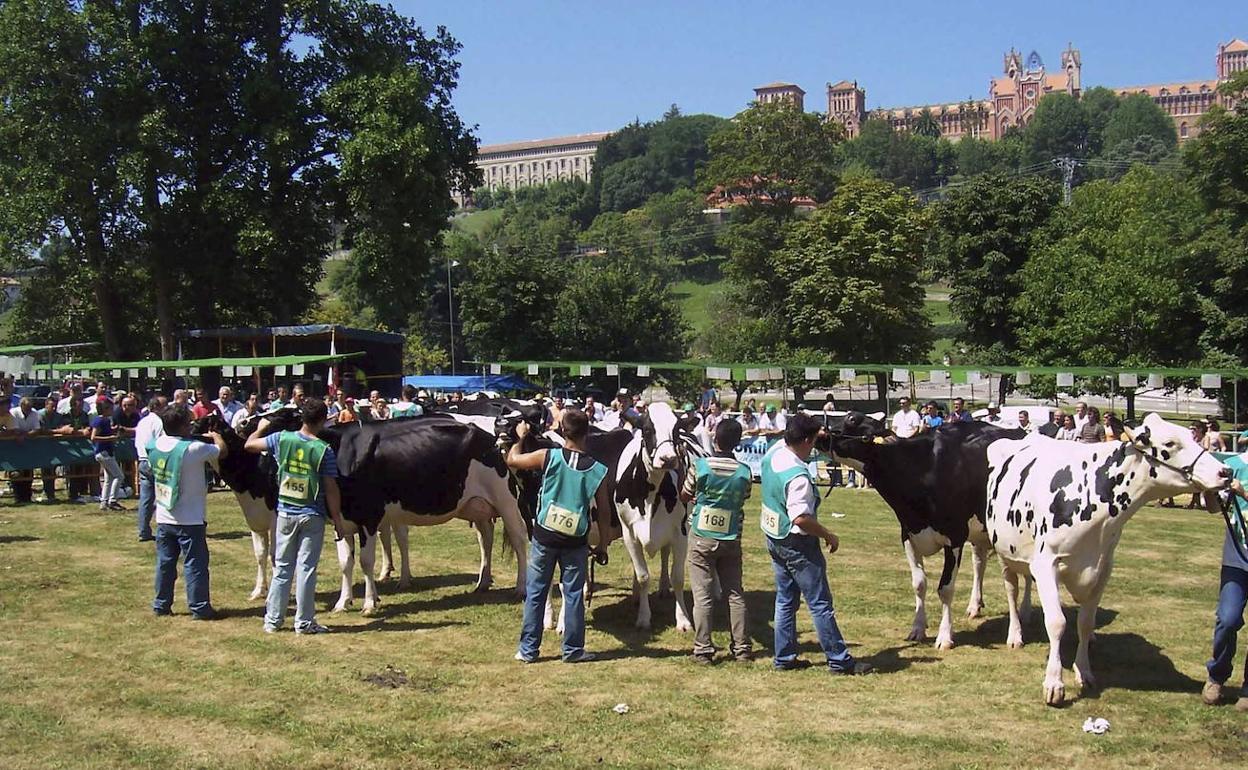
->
[[636, 365, 651, 377], [175, 368, 187, 377], [1147, 373, 1164, 389], [966, 370, 982, 384], [839, 368, 855, 381], [188, 367, 200, 376], [527, 364, 539, 375], [237, 366, 253, 376], [892, 368, 910, 383], [706, 366, 730, 380], [1118, 372, 1138, 388], [275, 365, 287, 376], [111, 369, 122, 378], [804, 367, 820, 381], [767, 367, 784, 381], [146, 367, 157, 378], [579, 365, 591, 377], [745, 368, 763, 381], [606, 364, 618, 376], [292, 364, 305, 376], [1056, 372, 1074, 388], [1014, 370, 1031, 386], [222, 366, 235, 377], [929, 369, 947, 384], [127, 369, 139, 378], [489, 363, 501, 375], [1201, 373, 1222, 389]]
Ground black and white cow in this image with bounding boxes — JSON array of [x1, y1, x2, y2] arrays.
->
[[985, 413, 1228, 706], [193, 413, 278, 600], [829, 416, 1028, 649], [321, 415, 530, 614], [537, 403, 703, 632]]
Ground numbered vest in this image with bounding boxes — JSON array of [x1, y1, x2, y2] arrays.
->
[[147, 439, 191, 512], [537, 448, 608, 539], [690, 457, 751, 541], [276, 431, 328, 510], [759, 445, 818, 539]]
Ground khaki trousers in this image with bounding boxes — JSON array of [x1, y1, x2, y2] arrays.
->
[[688, 535, 750, 657]]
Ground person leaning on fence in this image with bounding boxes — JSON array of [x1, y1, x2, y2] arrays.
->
[[135, 396, 168, 542], [760, 413, 873, 675], [150, 404, 227, 620], [90, 399, 126, 512], [506, 409, 612, 664], [9, 397, 41, 505], [680, 418, 753, 665], [1202, 460, 1248, 713], [245, 399, 348, 635]]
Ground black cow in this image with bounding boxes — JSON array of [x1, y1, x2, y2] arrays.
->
[[829, 416, 1028, 648]]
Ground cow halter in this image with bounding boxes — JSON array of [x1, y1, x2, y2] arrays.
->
[[1130, 438, 1211, 484]]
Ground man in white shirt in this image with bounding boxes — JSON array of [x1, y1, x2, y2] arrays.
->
[[9, 396, 42, 504], [212, 386, 243, 427], [759, 413, 871, 675], [150, 404, 226, 620], [891, 397, 922, 439], [135, 396, 168, 542], [583, 395, 605, 423], [1073, 402, 1090, 430], [232, 393, 259, 431], [758, 404, 787, 436]]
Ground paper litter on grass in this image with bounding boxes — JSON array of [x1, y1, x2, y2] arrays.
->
[[612, 703, 630, 714], [1082, 717, 1110, 735]]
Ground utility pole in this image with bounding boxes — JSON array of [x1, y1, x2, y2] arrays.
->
[[446, 256, 456, 375], [1053, 157, 1078, 204]]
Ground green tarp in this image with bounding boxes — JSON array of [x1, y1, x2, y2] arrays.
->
[[0, 437, 137, 472]]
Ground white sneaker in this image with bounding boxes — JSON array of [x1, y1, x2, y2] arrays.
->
[[295, 622, 330, 635]]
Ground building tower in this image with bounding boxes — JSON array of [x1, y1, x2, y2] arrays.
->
[[1217, 38, 1248, 80], [825, 80, 867, 138], [753, 82, 806, 110], [1061, 43, 1082, 92]]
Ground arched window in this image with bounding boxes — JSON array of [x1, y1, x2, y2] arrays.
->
[[1180, 122, 1189, 138]]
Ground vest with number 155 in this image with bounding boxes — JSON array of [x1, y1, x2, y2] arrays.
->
[[759, 445, 818, 540], [276, 431, 328, 511]]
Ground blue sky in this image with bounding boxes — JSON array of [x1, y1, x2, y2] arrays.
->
[[398, 1, 1248, 145]]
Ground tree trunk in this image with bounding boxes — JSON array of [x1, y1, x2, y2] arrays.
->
[[732, 382, 746, 410], [1125, 390, 1136, 423], [873, 371, 889, 413], [84, 230, 124, 359], [998, 374, 1012, 405]]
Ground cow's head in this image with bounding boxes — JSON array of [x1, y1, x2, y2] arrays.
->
[[631, 402, 688, 471], [818, 411, 893, 470], [1127, 412, 1229, 493]]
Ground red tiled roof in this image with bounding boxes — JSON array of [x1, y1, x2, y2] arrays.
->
[[478, 132, 612, 156], [755, 81, 805, 93], [1224, 38, 1248, 53]]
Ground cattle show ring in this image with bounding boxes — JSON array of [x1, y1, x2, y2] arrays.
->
[[1, 342, 1246, 769]]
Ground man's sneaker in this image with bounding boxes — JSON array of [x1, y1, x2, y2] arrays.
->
[[1202, 679, 1223, 705], [295, 622, 330, 635], [263, 625, 279, 634], [138, 535, 155, 543], [829, 661, 876, 676], [563, 651, 597, 663], [191, 609, 219, 621], [153, 608, 172, 617], [774, 659, 812, 672], [691, 653, 715, 666], [108, 502, 127, 511], [513, 651, 537, 664], [733, 651, 755, 663]]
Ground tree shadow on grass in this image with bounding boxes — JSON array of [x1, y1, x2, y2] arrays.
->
[[207, 530, 251, 541], [0, 535, 40, 544]]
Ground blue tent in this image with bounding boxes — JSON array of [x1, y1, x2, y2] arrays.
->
[[401, 374, 542, 392]]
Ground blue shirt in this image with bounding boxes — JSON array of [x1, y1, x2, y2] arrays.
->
[[264, 431, 339, 516], [923, 414, 944, 430], [90, 414, 116, 455]]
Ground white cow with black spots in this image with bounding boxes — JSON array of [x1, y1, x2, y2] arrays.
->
[[985, 413, 1228, 706]]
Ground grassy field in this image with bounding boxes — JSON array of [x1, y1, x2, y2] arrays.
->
[[672, 278, 722, 338], [1, 490, 1245, 769]]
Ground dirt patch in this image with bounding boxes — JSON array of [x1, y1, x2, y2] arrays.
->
[[362, 665, 410, 688]]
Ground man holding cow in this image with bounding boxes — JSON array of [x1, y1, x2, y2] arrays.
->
[[506, 408, 612, 663], [761, 413, 873, 675]]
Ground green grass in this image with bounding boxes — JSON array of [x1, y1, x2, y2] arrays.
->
[[925, 285, 963, 364], [1, 490, 1245, 768], [672, 278, 724, 339], [451, 208, 503, 239]]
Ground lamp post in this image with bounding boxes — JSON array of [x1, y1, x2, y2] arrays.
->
[[447, 257, 459, 375]]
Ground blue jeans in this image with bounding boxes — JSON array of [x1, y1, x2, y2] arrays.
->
[[153, 523, 211, 616], [767, 533, 855, 670], [137, 460, 155, 539], [265, 513, 326, 631], [1207, 565, 1248, 689], [518, 540, 588, 661]]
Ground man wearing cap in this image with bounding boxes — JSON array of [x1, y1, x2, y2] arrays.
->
[[761, 414, 871, 674], [891, 397, 921, 439], [758, 404, 787, 437], [681, 418, 752, 664]]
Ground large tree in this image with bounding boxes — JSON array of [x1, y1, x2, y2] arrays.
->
[[0, 0, 478, 356], [700, 100, 843, 208], [1024, 92, 1091, 165], [1101, 92, 1178, 151]]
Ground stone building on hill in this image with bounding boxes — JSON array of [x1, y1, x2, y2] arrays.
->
[[473, 131, 610, 195]]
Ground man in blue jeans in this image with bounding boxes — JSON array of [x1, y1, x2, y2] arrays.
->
[[135, 396, 167, 542], [246, 399, 347, 635], [760, 413, 873, 675], [149, 404, 227, 619], [1202, 472, 1248, 712], [505, 409, 613, 663]]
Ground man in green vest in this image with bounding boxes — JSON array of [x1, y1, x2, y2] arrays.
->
[[245, 399, 348, 635], [149, 404, 228, 619], [679, 418, 752, 664], [506, 408, 612, 663], [761, 413, 873, 675]]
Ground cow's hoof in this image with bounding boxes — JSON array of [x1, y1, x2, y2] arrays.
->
[[1044, 684, 1066, 707], [1007, 638, 1025, 650], [965, 604, 983, 620], [362, 605, 380, 617], [1075, 672, 1098, 693], [248, 588, 265, 601], [331, 601, 352, 613], [379, 569, 394, 582], [511, 588, 525, 602], [934, 636, 954, 651], [634, 619, 652, 631], [905, 627, 926, 643], [543, 619, 556, 631], [676, 621, 693, 634], [396, 579, 412, 591]]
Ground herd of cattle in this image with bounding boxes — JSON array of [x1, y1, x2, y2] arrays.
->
[[194, 394, 1230, 706]]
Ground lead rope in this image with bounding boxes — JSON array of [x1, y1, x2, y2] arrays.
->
[[1220, 492, 1248, 564]]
